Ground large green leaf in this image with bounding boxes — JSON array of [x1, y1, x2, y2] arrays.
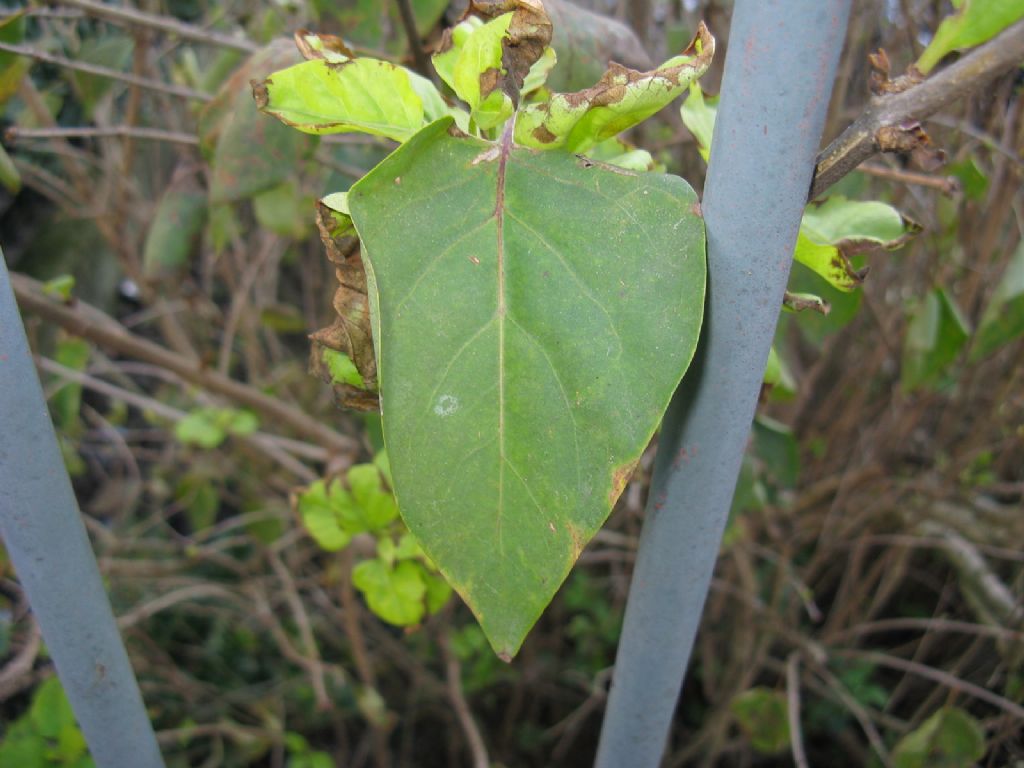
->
[[348, 119, 706, 657], [971, 240, 1024, 360], [916, 0, 1024, 73]]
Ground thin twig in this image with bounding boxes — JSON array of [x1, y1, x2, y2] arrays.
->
[[267, 550, 330, 710], [6, 124, 199, 146], [857, 163, 960, 195], [832, 617, 1024, 643], [393, 0, 436, 81], [50, 0, 257, 53], [117, 583, 243, 629], [12, 273, 357, 457], [0, 41, 212, 102], [834, 649, 1024, 719], [0, 619, 42, 702], [786, 653, 810, 768], [811, 663, 894, 768], [440, 631, 490, 768], [337, 548, 391, 768], [810, 17, 1024, 199]]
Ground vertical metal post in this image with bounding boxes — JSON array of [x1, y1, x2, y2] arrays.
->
[[0, 253, 165, 768], [595, 2, 851, 765]]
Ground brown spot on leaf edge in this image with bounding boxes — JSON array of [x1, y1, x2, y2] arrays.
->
[[251, 79, 270, 110], [609, 459, 639, 506]]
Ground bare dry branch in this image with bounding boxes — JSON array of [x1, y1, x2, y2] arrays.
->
[[0, 41, 212, 102], [11, 272, 358, 457], [51, 0, 257, 53], [810, 18, 1024, 199]]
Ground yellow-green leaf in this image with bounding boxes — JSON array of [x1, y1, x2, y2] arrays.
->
[[796, 197, 916, 292], [917, 0, 1024, 73], [514, 22, 714, 154], [254, 58, 427, 141]]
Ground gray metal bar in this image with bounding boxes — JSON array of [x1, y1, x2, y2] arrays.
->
[[0, 252, 165, 768], [594, 2, 851, 765]]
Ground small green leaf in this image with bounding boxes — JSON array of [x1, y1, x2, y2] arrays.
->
[[377, 536, 397, 566], [515, 23, 714, 153], [451, 13, 515, 130], [41, 274, 75, 302], [421, 565, 453, 613], [971, 240, 1024, 360], [298, 479, 353, 551], [892, 707, 986, 768], [753, 416, 799, 489], [796, 197, 915, 292], [679, 82, 718, 162], [176, 475, 220, 531], [432, 16, 482, 91], [902, 288, 971, 391], [947, 156, 988, 201], [764, 345, 796, 396], [730, 687, 790, 755], [224, 409, 259, 436], [143, 187, 207, 276], [585, 137, 659, 172], [254, 58, 426, 141], [916, 0, 1024, 73], [373, 449, 393, 488], [521, 46, 557, 97], [345, 463, 399, 532], [174, 410, 227, 449], [322, 348, 366, 389], [352, 558, 427, 626], [783, 291, 830, 315], [394, 532, 423, 560], [29, 678, 76, 741]]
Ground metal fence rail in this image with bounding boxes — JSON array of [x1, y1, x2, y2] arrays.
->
[[0, 253, 165, 768], [595, 2, 852, 765]]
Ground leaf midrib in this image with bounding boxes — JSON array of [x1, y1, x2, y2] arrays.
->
[[494, 122, 514, 556]]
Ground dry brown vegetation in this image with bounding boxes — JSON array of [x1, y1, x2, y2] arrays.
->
[[0, 1, 1021, 766]]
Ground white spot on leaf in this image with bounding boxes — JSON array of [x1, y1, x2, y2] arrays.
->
[[434, 394, 459, 417]]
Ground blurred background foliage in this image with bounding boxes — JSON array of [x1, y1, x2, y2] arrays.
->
[[0, 0, 1021, 766]]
